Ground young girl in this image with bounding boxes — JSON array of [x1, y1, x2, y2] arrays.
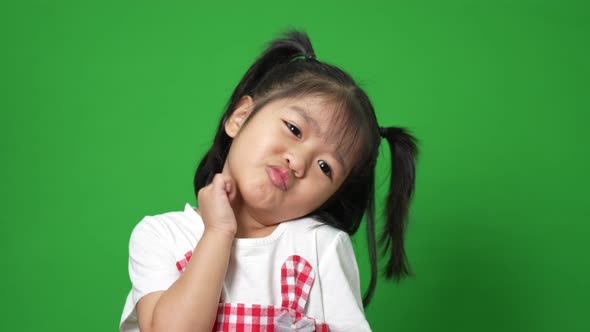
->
[[120, 30, 418, 332]]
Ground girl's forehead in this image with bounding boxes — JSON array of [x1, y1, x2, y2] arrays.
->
[[273, 96, 341, 125]]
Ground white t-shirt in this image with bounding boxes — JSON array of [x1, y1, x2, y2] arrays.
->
[[119, 203, 372, 332]]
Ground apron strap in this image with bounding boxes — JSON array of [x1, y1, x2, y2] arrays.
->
[[280, 255, 315, 312]]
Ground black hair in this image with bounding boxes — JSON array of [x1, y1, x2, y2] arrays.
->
[[193, 30, 419, 306]]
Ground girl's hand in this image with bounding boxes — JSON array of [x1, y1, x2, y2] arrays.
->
[[197, 173, 238, 239]]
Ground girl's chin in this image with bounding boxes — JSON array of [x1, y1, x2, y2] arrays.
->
[[238, 182, 280, 204], [236, 182, 309, 221]]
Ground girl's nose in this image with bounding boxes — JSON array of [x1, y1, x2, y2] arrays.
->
[[285, 153, 306, 178]]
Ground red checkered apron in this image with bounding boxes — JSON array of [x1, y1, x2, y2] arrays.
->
[[177, 253, 330, 331]]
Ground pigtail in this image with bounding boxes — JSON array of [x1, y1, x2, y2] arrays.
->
[[194, 30, 316, 193], [379, 127, 419, 280], [363, 179, 378, 306]]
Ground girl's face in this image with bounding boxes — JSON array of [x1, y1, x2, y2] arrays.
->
[[223, 95, 353, 226]]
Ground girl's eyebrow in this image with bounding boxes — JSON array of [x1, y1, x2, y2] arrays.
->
[[287, 105, 347, 171], [287, 105, 320, 132]]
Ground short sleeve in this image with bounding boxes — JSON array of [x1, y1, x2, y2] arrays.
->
[[129, 216, 180, 301], [120, 216, 180, 330], [318, 232, 372, 332]]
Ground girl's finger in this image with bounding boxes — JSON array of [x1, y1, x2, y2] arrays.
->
[[222, 175, 237, 202], [212, 174, 227, 192], [223, 178, 230, 193]]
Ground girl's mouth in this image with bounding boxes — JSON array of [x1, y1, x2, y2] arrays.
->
[[266, 165, 290, 191]]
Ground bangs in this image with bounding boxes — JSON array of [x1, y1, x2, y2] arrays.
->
[[317, 93, 372, 173]]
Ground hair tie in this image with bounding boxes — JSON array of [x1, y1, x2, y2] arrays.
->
[[305, 52, 318, 62], [379, 126, 387, 137]]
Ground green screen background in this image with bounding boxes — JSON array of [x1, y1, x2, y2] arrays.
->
[[1, 1, 588, 331]]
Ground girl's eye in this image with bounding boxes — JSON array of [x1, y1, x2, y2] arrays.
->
[[284, 121, 301, 138], [318, 160, 332, 178]]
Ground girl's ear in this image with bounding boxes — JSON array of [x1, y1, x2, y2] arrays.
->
[[225, 95, 254, 138]]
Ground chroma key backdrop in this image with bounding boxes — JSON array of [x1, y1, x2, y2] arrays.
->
[[1, 1, 588, 331]]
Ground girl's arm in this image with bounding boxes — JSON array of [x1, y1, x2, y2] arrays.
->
[[136, 174, 237, 332]]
